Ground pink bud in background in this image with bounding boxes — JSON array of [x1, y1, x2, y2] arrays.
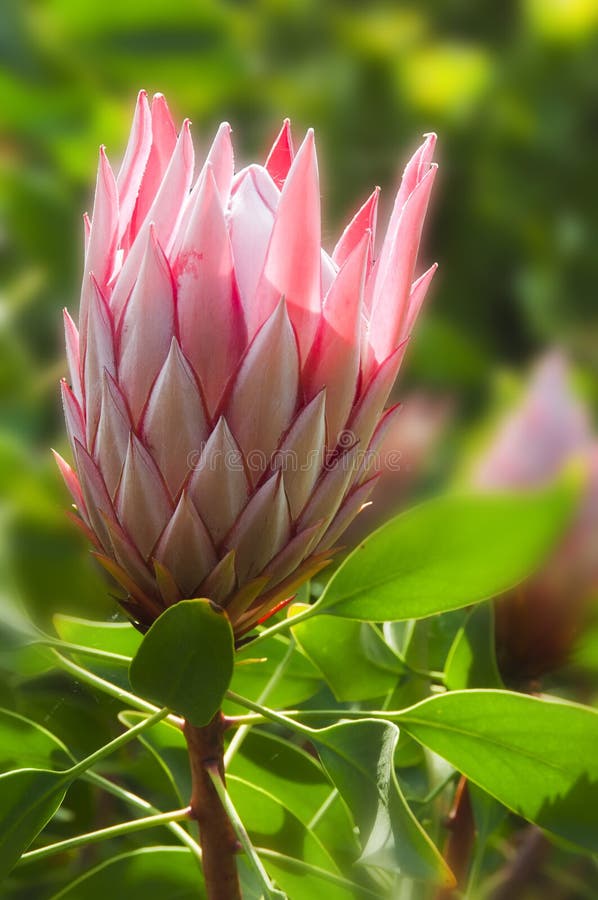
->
[[55, 91, 437, 637], [472, 352, 598, 679]]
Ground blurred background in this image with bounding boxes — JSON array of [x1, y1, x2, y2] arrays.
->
[[1, 0, 598, 895]]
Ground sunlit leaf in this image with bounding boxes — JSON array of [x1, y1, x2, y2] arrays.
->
[[228, 775, 357, 900], [293, 615, 402, 702], [311, 721, 454, 886], [396, 690, 598, 852], [444, 603, 503, 690], [316, 484, 577, 621]]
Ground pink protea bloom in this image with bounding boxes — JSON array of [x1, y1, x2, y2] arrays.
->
[[55, 91, 437, 637], [473, 352, 598, 678]]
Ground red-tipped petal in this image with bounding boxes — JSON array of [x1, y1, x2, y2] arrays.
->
[[297, 443, 360, 532], [187, 417, 250, 546], [84, 277, 116, 446], [404, 262, 437, 337], [265, 118, 294, 189], [74, 439, 117, 552], [154, 493, 217, 595], [60, 379, 85, 458], [63, 309, 83, 404], [204, 121, 234, 203], [350, 342, 407, 454], [316, 475, 379, 552], [197, 549, 237, 606], [94, 372, 132, 498], [142, 338, 210, 497], [111, 120, 194, 322], [118, 226, 176, 424], [226, 300, 300, 480], [273, 391, 326, 520], [53, 449, 88, 521], [80, 147, 118, 340], [254, 129, 322, 359], [229, 164, 278, 325], [305, 231, 369, 446], [223, 471, 291, 582], [332, 186, 379, 270], [116, 90, 152, 241], [115, 434, 173, 560], [367, 164, 437, 365], [175, 165, 246, 414], [126, 92, 179, 245]]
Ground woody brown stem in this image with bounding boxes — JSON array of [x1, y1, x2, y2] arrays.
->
[[436, 776, 475, 899], [183, 714, 242, 900]]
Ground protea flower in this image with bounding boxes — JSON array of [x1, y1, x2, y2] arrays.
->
[[55, 91, 437, 639], [472, 353, 598, 678]]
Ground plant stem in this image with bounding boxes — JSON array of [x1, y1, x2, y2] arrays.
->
[[67, 706, 169, 779], [19, 807, 190, 865], [83, 770, 203, 863], [41, 637, 132, 665], [184, 714, 241, 900], [225, 690, 316, 739], [206, 765, 281, 898]]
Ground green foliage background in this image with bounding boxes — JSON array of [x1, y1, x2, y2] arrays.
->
[[1, 1, 598, 897]]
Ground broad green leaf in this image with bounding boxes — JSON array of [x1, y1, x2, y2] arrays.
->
[[226, 635, 322, 710], [227, 775, 356, 900], [53, 614, 142, 659], [315, 485, 577, 620], [396, 690, 598, 852], [312, 721, 453, 886], [293, 616, 402, 702], [129, 600, 234, 726], [230, 731, 359, 864], [444, 603, 503, 690], [0, 708, 72, 771], [50, 846, 205, 899], [0, 768, 69, 881]]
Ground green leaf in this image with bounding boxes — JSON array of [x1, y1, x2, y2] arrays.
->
[[444, 603, 503, 690], [227, 775, 356, 900], [229, 730, 358, 864], [0, 768, 69, 882], [292, 616, 402, 702], [129, 600, 234, 726], [396, 690, 598, 852], [227, 635, 322, 710], [49, 846, 205, 899], [315, 484, 577, 621], [0, 708, 73, 771], [311, 721, 453, 886], [53, 614, 142, 659]]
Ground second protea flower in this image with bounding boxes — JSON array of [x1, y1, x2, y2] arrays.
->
[[55, 91, 437, 637]]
